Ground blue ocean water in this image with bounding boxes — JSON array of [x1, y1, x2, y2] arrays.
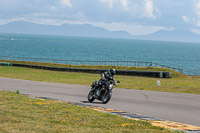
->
[[0, 33, 200, 75]]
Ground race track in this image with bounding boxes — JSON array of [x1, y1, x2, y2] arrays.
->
[[1, 77, 200, 127]]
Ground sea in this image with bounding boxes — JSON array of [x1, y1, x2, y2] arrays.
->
[[0, 33, 200, 75]]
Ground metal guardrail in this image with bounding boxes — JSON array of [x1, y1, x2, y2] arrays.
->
[[0, 56, 183, 73]]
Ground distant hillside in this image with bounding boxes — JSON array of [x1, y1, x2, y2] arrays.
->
[[1, 21, 200, 42], [0, 21, 132, 39], [134, 30, 200, 43]]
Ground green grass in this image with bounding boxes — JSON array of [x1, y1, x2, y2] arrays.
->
[[0, 66, 200, 94], [0, 91, 177, 133]]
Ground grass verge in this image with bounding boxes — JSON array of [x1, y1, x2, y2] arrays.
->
[[0, 66, 200, 94], [0, 91, 177, 133]]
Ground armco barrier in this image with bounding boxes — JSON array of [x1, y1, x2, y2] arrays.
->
[[0, 62, 12, 66], [0, 56, 183, 73], [11, 63, 171, 78]]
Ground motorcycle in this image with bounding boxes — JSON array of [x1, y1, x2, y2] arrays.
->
[[87, 80, 120, 104]]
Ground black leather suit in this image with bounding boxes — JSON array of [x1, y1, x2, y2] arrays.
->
[[97, 71, 114, 88]]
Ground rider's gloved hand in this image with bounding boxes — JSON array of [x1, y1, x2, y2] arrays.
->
[[114, 81, 117, 86]]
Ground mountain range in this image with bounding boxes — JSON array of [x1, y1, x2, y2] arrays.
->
[[0, 21, 200, 43]]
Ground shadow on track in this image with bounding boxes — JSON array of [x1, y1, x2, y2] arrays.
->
[[80, 101, 103, 104]]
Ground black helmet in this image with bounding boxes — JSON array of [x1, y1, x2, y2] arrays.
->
[[109, 69, 116, 76]]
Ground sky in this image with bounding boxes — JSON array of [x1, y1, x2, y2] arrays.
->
[[0, 0, 200, 35]]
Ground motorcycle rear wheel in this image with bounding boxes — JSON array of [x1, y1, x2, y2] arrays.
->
[[88, 90, 95, 102]]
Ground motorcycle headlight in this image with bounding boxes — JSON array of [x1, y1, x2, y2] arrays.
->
[[109, 84, 113, 89]]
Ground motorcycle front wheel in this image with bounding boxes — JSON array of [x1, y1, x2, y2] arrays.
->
[[102, 91, 112, 104], [88, 90, 95, 102]]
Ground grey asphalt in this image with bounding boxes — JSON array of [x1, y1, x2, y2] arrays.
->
[[0, 77, 200, 127]]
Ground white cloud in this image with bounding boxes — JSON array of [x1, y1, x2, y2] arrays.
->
[[181, 1, 200, 27], [1, 0, 191, 35], [25, 12, 50, 17], [99, 0, 128, 10], [60, 0, 73, 8], [99, 0, 160, 19], [191, 28, 200, 34], [0, 19, 13, 25], [182, 16, 190, 22], [143, 0, 155, 18], [121, 0, 128, 10], [90, 22, 170, 35], [1, 15, 168, 35], [195, 1, 200, 15], [195, 0, 200, 26]]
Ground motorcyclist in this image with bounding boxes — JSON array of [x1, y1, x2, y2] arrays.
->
[[96, 68, 116, 89]]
